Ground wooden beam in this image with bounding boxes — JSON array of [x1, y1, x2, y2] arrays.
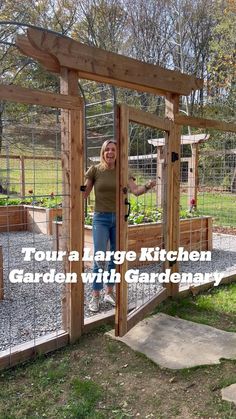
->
[[115, 104, 129, 337], [0, 84, 82, 110], [128, 107, 172, 131], [179, 271, 236, 299], [60, 68, 84, 343], [16, 34, 60, 73], [24, 28, 203, 96], [69, 79, 85, 342], [207, 217, 213, 252], [0, 330, 68, 370], [163, 94, 181, 297], [84, 310, 115, 334], [149, 133, 209, 146], [175, 114, 236, 133], [59, 73, 70, 332]]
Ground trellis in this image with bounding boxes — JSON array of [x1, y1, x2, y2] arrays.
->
[[0, 27, 236, 368]]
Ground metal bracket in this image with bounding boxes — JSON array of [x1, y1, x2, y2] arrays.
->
[[169, 260, 177, 267], [124, 198, 131, 221], [171, 152, 179, 163]]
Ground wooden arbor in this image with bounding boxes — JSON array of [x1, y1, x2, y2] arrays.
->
[[1, 27, 236, 368], [15, 29, 236, 332], [14, 28, 205, 339], [149, 133, 210, 208]]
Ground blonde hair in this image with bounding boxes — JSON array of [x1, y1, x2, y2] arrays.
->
[[99, 140, 117, 170]]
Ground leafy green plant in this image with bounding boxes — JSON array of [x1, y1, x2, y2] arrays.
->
[[179, 208, 201, 219], [0, 196, 62, 208], [85, 213, 93, 226], [82, 201, 200, 226]]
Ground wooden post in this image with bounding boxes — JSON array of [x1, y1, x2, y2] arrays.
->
[[19, 156, 25, 198], [0, 246, 3, 300], [188, 144, 199, 209], [60, 68, 84, 342], [207, 217, 213, 251], [163, 94, 181, 297], [115, 105, 129, 337]]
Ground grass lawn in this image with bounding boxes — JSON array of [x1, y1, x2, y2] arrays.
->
[[2, 150, 236, 228], [0, 159, 62, 197], [0, 284, 236, 418], [132, 191, 236, 228]]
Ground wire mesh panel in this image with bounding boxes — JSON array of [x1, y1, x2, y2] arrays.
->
[[126, 121, 165, 314], [0, 102, 68, 358], [179, 128, 236, 291]]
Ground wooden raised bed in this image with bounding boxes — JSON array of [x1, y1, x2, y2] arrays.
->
[[0, 205, 62, 235], [0, 205, 27, 233], [53, 216, 212, 263], [25, 205, 62, 235], [128, 216, 212, 253]]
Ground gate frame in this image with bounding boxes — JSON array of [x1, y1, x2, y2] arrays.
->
[[115, 104, 180, 336]]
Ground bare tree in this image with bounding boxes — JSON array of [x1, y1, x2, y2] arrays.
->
[[74, 0, 127, 52]]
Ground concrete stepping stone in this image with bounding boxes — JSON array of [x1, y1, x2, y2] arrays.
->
[[108, 313, 236, 369], [221, 384, 236, 406]]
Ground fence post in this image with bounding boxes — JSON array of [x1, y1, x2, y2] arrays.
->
[[20, 156, 25, 198]]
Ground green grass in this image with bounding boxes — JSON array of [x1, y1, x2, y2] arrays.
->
[[196, 192, 236, 227], [0, 356, 105, 418], [61, 379, 104, 418], [0, 285, 236, 418], [0, 159, 62, 197], [2, 152, 236, 227], [132, 190, 236, 228], [153, 283, 236, 332]]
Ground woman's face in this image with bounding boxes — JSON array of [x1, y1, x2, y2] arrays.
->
[[103, 142, 117, 167]]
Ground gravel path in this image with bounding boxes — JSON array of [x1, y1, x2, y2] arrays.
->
[[0, 231, 235, 351]]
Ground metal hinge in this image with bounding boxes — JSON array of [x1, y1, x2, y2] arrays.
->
[[171, 152, 179, 163]]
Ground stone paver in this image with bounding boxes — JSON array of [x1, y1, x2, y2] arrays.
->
[[108, 313, 236, 369], [221, 384, 236, 406]]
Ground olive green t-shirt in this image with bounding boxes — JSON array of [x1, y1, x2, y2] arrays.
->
[[85, 164, 116, 212]]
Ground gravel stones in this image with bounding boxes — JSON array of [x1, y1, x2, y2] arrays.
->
[[0, 231, 235, 351]]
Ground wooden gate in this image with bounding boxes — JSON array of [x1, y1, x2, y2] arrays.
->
[[115, 103, 181, 336]]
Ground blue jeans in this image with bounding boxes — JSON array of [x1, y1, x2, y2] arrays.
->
[[92, 212, 116, 291]]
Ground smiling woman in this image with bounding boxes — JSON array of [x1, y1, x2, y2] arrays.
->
[[83, 139, 156, 312]]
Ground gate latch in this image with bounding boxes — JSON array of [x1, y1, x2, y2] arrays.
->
[[124, 198, 131, 221]]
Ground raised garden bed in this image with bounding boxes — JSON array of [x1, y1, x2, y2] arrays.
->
[[25, 205, 62, 235], [0, 205, 62, 235], [0, 205, 26, 233], [52, 216, 213, 265]]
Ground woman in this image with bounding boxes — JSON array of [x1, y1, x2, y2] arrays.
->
[[84, 140, 156, 312]]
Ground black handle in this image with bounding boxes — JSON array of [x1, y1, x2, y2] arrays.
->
[[124, 198, 131, 221]]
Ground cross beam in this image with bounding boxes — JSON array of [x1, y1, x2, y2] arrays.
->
[[16, 28, 203, 97]]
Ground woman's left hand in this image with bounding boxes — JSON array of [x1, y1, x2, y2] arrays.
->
[[145, 179, 156, 190]]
